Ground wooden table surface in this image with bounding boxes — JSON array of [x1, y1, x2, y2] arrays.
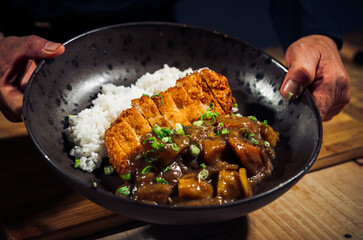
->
[[0, 35, 362, 240]]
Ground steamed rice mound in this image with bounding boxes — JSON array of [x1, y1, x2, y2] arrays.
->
[[66, 65, 193, 172]]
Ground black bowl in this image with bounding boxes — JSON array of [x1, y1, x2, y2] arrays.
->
[[23, 22, 322, 224]]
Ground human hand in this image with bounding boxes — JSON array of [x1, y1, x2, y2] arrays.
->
[[0, 34, 65, 122], [280, 35, 350, 121]]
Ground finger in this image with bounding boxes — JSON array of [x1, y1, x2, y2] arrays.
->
[[6, 35, 65, 64], [19, 60, 37, 91], [0, 86, 23, 122], [280, 46, 320, 100]]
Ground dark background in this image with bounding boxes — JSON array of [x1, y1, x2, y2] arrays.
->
[[175, 0, 363, 48]]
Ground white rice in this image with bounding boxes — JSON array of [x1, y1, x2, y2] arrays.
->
[[66, 64, 193, 172]]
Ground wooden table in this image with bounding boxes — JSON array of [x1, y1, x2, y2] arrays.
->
[[1, 36, 362, 240]]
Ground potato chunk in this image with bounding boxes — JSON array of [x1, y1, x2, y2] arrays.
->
[[178, 175, 213, 199], [217, 170, 242, 200]]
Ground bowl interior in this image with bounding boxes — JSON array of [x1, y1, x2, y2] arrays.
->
[[23, 22, 321, 224]]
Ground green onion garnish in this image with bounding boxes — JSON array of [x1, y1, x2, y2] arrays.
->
[[142, 93, 149, 97], [171, 143, 179, 151], [250, 137, 259, 145], [122, 172, 131, 180], [190, 144, 200, 157], [221, 128, 230, 135], [244, 127, 249, 138], [104, 165, 114, 175], [193, 120, 203, 127], [91, 178, 98, 188], [200, 163, 206, 168], [144, 149, 160, 162], [117, 186, 131, 197], [156, 177, 169, 184], [234, 103, 238, 108], [175, 123, 185, 135], [235, 113, 243, 117], [74, 158, 80, 168], [143, 136, 165, 150], [163, 164, 173, 172], [186, 135, 196, 145], [249, 116, 257, 122], [198, 166, 209, 181], [151, 94, 164, 105], [162, 136, 172, 143], [141, 165, 152, 174], [264, 141, 270, 148], [263, 120, 268, 127]]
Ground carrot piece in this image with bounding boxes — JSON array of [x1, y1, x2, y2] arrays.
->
[[239, 168, 253, 198]]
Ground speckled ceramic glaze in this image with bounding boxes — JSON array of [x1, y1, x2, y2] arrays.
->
[[23, 22, 322, 225]]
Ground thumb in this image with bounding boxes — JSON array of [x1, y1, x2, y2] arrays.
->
[[8, 35, 65, 64], [280, 46, 320, 100]]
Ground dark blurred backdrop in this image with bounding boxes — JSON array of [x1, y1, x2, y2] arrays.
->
[[175, 0, 363, 48]]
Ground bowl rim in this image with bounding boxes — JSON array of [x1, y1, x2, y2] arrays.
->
[[23, 21, 323, 212]]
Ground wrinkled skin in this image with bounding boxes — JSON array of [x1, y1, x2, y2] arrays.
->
[[280, 35, 351, 121], [0, 33, 350, 122], [0, 34, 65, 122]]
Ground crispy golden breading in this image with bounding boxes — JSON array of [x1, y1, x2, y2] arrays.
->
[[152, 89, 191, 127], [200, 68, 235, 114], [132, 96, 171, 128], [121, 107, 151, 140], [104, 131, 130, 174], [167, 86, 205, 123], [105, 69, 236, 175], [176, 72, 225, 116]]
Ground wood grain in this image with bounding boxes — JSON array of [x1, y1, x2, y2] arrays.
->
[[1, 35, 362, 239]]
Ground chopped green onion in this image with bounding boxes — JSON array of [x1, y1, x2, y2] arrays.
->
[[143, 136, 164, 150], [141, 165, 152, 174], [250, 137, 259, 145], [244, 127, 249, 138], [263, 120, 269, 127], [235, 113, 243, 117], [122, 172, 131, 180], [163, 164, 173, 172], [104, 165, 114, 175], [198, 168, 209, 181], [74, 158, 80, 168], [186, 135, 196, 145], [144, 149, 160, 162], [264, 141, 270, 148], [175, 123, 185, 135], [234, 103, 238, 108], [190, 144, 200, 157], [162, 136, 172, 143], [249, 116, 257, 122], [221, 128, 230, 135], [91, 178, 98, 188], [153, 124, 164, 138], [142, 93, 149, 97], [200, 163, 206, 168], [171, 143, 179, 151], [193, 120, 203, 127], [168, 197, 173, 204], [156, 177, 169, 184], [209, 103, 215, 110], [117, 186, 131, 197], [248, 133, 255, 138], [287, 91, 294, 100], [151, 94, 164, 105]]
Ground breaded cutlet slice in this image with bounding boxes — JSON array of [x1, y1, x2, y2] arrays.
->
[[132, 95, 171, 128], [152, 90, 191, 128], [200, 68, 236, 114], [176, 71, 225, 116], [167, 86, 205, 123], [121, 107, 151, 140], [104, 131, 130, 174], [105, 117, 143, 174]]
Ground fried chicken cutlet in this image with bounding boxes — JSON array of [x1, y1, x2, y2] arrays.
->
[[105, 68, 236, 175]]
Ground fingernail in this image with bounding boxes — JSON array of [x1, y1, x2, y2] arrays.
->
[[44, 42, 62, 52], [283, 79, 302, 100]]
